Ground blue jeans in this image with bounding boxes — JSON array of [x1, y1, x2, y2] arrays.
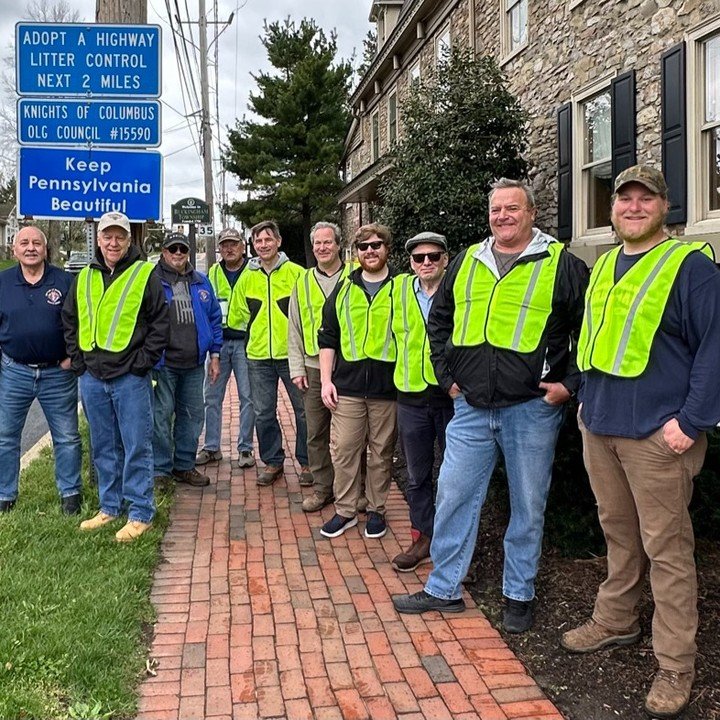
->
[[153, 365, 205, 475], [79, 372, 155, 523], [202, 338, 255, 453], [0, 355, 82, 501], [425, 395, 564, 602], [397, 402, 454, 538], [247, 359, 308, 467]]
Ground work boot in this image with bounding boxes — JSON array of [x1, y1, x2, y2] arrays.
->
[[392, 533, 431, 572], [560, 618, 641, 653], [236, 451, 256, 469], [172, 468, 210, 487], [61, 493, 82, 516], [503, 598, 534, 634], [115, 520, 153, 543], [302, 491, 333, 513], [79, 512, 118, 531], [0, 500, 16, 513], [644, 669, 694, 719], [257, 465, 283, 486], [196, 448, 222, 465], [299, 466, 314, 486]]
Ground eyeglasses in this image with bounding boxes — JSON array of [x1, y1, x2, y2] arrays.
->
[[355, 240, 385, 252], [411, 251, 444, 264], [167, 244, 189, 255]]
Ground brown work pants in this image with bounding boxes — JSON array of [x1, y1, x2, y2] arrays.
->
[[580, 418, 707, 672], [303, 368, 334, 499], [330, 396, 396, 518]]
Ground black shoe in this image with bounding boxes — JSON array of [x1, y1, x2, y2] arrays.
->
[[61, 494, 82, 516], [320, 513, 358, 538], [364, 511, 387, 538], [392, 590, 466, 615], [0, 499, 16, 513], [503, 598, 534, 633]]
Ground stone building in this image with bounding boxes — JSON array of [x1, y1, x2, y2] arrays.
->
[[340, 0, 720, 263]]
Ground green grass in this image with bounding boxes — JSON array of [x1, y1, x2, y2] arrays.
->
[[0, 259, 16, 270], [0, 425, 173, 719]]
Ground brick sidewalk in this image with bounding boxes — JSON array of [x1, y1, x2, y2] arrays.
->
[[136, 385, 563, 720]]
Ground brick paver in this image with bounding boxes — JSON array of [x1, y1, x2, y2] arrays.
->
[[136, 385, 563, 720]]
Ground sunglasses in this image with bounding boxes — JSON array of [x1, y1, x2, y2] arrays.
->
[[167, 244, 189, 255], [411, 251, 444, 264], [355, 240, 385, 252]]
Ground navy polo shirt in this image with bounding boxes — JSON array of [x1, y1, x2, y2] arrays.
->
[[0, 262, 74, 364]]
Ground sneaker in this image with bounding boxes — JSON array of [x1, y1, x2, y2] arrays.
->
[[79, 511, 118, 531], [320, 514, 358, 538], [236, 451, 256, 469], [302, 492, 334, 513], [364, 511, 387, 539], [61, 493, 82, 516], [257, 465, 283, 486], [560, 618, 641, 653], [299, 466, 314, 486], [172, 468, 210, 487], [357, 495, 369, 514], [115, 520, 152, 543], [392, 534, 431, 572], [196, 448, 222, 465], [503, 598, 534, 634], [645, 668, 694, 719], [0, 499, 16, 513], [392, 589, 466, 615]]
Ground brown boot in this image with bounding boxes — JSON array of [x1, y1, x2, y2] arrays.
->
[[644, 669, 694, 719], [302, 491, 333, 513], [257, 465, 283, 486], [560, 618, 640, 653], [392, 534, 431, 572], [299, 466, 314, 486], [172, 468, 210, 487]]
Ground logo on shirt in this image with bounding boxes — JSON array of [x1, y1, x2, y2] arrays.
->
[[199, 289, 210, 303], [45, 288, 63, 306]]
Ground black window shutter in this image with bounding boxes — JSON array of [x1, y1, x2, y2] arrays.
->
[[611, 70, 637, 182], [661, 42, 687, 224], [557, 102, 572, 241]]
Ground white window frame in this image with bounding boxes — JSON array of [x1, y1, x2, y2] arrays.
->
[[571, 74, 616, 244], [500, 0, 528, 63], [436, 24, 451, 65], [686, 16, 720, 238], [387, 90, 398, 146], [371, 110, 380, 162], [410, 59, 421, 88]]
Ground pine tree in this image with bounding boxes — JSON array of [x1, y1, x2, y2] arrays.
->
[[223, 18, 352, 264]]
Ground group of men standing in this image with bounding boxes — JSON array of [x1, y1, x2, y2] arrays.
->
[[0, 163, 716, 718]]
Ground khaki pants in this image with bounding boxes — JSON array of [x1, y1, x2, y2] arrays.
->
[[331, 396, 396, 518], [580, 418, 707, 672], [303, 368, 334, 498]]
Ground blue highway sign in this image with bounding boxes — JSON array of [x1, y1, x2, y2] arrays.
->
[[18, 146, 163, 222], [17, 99, 161, 147], [16, 23, 161, 97]]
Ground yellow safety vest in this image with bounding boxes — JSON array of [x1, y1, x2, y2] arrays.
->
[[577, 239, 714, 377], [296, 265, 350, 357], [390, 274, 438, 392], [76, 261, 155, 352], [452, 242, 563, 352], [208, 263, 237, 328], [227, 260, 304, 360], [335, 279, 395, 363]]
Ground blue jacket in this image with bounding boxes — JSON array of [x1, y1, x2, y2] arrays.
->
[[156, 267, 223, 368]]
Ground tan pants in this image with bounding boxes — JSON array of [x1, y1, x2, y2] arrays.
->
[[330, 396, 396, 518], [580, 418, 707, 672], [303, 368, 334, 498]]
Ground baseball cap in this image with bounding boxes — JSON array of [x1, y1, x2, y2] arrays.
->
[[218, 227, 244, 243], [162, 232, 190, 249], [613, 165, 668, 196], [97, 211, 131, 234], [405, 231, 448, 254]]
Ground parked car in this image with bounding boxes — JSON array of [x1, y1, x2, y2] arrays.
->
[[64, 251, 90, 274]]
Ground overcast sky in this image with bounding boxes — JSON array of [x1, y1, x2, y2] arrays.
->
[[0, 0, 371, 226]]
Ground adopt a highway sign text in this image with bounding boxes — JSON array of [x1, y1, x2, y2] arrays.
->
[[18, 99, 161, 147], [18, 147, 162, 222], [16, 23, 161, 97]]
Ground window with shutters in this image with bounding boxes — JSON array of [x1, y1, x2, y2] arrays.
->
[[410, 60, 421, 88], [702, 34, 720, 216], [371, 111, 380, 162], [501, 0, 528, 60], [580, 90, 613, 232], [388, 91, 398, 145]]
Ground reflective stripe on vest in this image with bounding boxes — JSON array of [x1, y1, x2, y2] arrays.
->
[[391, 274, 438, 392], [296, 265, 350, 357], [452, 242, 563, 352], [208, 263, 233, 327], [76, 261, 155, 352], [577, 239, 714, 377], [335, 279, 396, 362]]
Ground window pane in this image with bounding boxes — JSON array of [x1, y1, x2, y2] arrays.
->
[[708, 127, 720, 212], [372, 114, 379, 160], [588, 161, 613, 229], [706, 35, 720, 124], [583, 92, 611, 163], [389, 95, 397, 144], [510, 0, 527, 50]]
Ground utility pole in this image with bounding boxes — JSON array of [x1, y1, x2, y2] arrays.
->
[[199, 0, 216, 269]]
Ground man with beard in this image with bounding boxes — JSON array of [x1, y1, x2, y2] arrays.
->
[[561, 166, 720, 719], [152, 232, 222, 488], [318, 223, 397, 540]]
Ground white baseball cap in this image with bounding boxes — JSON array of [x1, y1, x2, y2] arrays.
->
[[97, 211, 131, 234]]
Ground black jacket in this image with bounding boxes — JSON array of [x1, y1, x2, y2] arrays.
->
[[318, 267, 396, 400], [62, 245, 169, 380], [429, 241, 588, 408]]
